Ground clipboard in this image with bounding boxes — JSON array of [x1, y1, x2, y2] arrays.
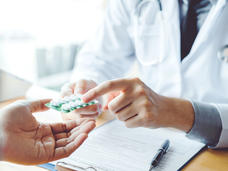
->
[[54, 120, 205, 171], [53, 120, 115, 171], [39, 162, 96, 171], [54, 148, 208, 171], [56, 162, 75, 171], [56, 161, 97, 171]]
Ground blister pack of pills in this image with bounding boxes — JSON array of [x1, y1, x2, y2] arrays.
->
[[45, 95, 98, 113]]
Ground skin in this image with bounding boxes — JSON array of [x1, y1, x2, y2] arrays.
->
[[0, 99, 96, 165], [60, 80, 110, 121], [82, 77, 194, 132]]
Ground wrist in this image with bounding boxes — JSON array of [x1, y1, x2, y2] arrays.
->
[[162, 97, 194, 132]]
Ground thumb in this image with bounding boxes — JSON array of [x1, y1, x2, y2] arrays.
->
[[75, 80, 88, 94], [27, 99, 51, 113]]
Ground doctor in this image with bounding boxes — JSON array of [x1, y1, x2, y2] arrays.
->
[[61, 0, 228, 148]]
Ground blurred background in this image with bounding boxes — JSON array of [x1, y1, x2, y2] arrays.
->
[[0, 0, 106, 96]]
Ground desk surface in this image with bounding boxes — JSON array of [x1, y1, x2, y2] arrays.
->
[[0, 98, 228, 171]]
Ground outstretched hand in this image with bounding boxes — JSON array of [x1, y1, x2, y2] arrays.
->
[[0, 99, 95, 165], [82, 77, 194, 131]]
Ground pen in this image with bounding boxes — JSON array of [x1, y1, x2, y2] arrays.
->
[[149, 139, 170, 171]]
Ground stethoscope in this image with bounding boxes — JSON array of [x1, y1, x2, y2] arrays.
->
[[218, 45, 228, 63], [135, 0, 228, 64], [135, 0, 163, 15]]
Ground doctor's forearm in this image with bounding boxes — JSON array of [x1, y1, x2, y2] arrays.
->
[[164, 97, 195, 132], [165, 98, 222, 147]]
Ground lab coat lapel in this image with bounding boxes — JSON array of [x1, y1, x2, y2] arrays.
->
[[182, 0, 228, 64], [153, 0, 183, 97], [162, 0, 181, 62]]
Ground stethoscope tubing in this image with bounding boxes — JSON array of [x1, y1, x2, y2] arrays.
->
[[135, 0, 228, 63]]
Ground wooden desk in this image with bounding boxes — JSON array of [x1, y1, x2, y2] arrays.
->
[[1, 98, 228, 171]]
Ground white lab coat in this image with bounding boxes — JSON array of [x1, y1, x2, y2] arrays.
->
[[72, 0, 228, 148]]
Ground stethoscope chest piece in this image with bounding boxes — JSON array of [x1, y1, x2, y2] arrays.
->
[[218, 45, 228, 63]]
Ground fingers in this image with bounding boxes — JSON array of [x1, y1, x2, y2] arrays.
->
[[54, 132, 70, 140], [54, 122, 83, 140], [53, 120, 96, 160], [27, 99, 51, 113], [108, 92, 132, 113], [103, 91, 121, 110], [62, 112, 99, 121], [124, 114, 143, 128], [61, 80, 97, 98], [116, 105, 137, 122], [61, 104, 99, 121], [51, 118, 94, 134], [75, 79, 97, 95], [70, 120, 96, 134], [61, 103, 100, 121], [75, 79, 88, 94], [73, 104, 99, 115], [61, 82, 76, 97], [60, 80, 99, 121], [83, 79, 129, 102], [53, 133, 88, 160], [78, 113, 99, 119], [55, 121, 96, 148], [51, 121, 76, 134]]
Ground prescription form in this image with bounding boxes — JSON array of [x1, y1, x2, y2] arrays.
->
[[55, 120, 205, 171]]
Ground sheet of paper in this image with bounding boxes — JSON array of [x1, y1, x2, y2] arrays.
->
[[0, 69, 31, 101], [26, 85, 59, 100], [57, 120, 205, 171]]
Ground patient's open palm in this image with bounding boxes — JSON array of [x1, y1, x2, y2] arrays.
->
[[0, 100, 95, 165]]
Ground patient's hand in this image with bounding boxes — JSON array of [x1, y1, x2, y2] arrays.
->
[[60, 80, 101, 120], [0, 99, 95, 165]]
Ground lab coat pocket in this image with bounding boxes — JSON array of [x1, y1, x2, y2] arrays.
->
[[134, 24, 164, 66]]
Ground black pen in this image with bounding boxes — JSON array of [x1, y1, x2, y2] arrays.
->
[[149, 139, 170, 171]]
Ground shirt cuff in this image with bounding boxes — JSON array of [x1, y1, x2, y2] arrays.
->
[[186, 101, 222, 147]]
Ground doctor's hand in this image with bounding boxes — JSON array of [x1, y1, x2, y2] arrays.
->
[[82, 78, 194, 132], [60, 80, 101, 121], [0, 99, 96, 165]]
